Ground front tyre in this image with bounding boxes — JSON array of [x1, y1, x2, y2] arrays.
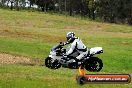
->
[[45, 57, 52, 68], [51, 60, 61, 69], [85, 57, 103, 72]]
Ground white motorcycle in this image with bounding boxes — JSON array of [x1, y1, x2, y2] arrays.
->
[[45, 42, 103, 72]]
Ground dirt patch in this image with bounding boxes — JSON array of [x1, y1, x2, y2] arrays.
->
[[0, 53, 43, 66], [0, 28, 65, 43]]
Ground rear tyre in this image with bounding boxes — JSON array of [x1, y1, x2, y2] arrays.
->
[[85, 57, 103, 72]]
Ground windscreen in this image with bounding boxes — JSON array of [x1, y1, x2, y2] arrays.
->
[[51, 44, 61, 51]]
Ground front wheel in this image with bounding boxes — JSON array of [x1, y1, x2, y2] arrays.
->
[[45, 57, 61, 69], [50, 60, 61, 69], [84, 57, 103, 72], [45, 57, 52, 68]]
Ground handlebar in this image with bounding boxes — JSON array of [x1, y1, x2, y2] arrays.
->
[[59, 42, 68, 46]]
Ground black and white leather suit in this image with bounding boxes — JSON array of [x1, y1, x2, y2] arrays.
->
[[66, 37, 88, 60]]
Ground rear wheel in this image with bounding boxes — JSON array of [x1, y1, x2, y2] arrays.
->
[[84, 57, 103, 72]]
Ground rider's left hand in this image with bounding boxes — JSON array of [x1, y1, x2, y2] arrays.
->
[[63, 54, 67, 58]]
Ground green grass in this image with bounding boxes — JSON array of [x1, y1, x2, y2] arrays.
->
[[0, 37, 52, 58], [0, 65, 132, 88], [0, 9, 132, 88]]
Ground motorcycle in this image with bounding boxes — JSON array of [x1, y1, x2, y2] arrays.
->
[[45, 42, 103, 72]]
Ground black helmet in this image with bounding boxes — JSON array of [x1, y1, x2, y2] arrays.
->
[[66, 32, 75, 43]]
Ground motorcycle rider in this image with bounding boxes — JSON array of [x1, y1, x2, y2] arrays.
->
[[62, 32, 88, 62]]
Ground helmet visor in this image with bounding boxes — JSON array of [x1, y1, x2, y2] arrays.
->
[[66, 36, 70, 41]]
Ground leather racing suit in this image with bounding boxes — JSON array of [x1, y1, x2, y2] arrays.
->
[[66, 37, 88, 60]]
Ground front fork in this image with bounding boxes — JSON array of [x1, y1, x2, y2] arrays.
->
[[49, 55, 62, 62]]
